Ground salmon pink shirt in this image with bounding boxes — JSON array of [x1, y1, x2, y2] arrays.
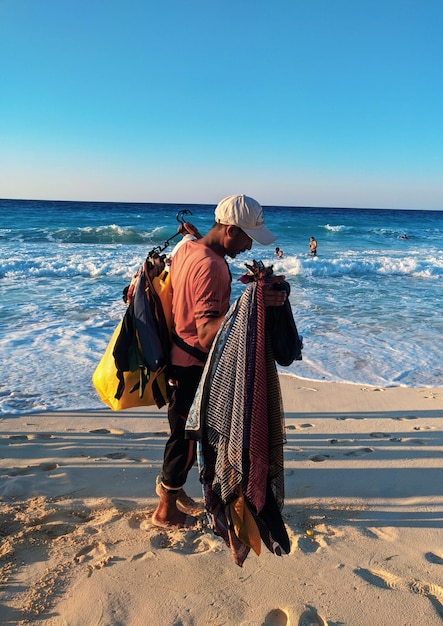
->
[[169, 240, 231, 368]]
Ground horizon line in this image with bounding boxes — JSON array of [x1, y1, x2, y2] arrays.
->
[[1, 197, 441, 212]]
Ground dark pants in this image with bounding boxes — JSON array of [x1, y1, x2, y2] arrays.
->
[[161, 365, 203, 489]]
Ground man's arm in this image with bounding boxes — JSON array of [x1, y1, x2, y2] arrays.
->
[[197, 282, 287, 351], [196, 316, 226, 351]]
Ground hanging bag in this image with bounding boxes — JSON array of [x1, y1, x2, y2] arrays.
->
[[92, 320, 168, 410], [92, 264, 171, 411]]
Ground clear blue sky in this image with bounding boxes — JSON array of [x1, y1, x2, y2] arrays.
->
[[1, 0, 442, 209]]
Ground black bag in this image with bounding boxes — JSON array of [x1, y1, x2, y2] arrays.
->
[[266, 281, 303, 366]]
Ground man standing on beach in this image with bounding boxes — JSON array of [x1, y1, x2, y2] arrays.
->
[[152, 194, 286, 528]]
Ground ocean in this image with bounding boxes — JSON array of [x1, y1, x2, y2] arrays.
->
[[1, 198, 442, 416]]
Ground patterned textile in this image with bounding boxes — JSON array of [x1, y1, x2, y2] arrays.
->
[[185, 295, 240, 439], [265, 332, 286, 512], [192, 286, 253, 503], [244, 275, 268, 513], [186, 279, 288, 565]]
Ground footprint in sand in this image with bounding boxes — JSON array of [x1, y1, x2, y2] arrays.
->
[[297, 524, 337, 553], [6, 433, 55, 442], [131, 551, 156, 562], [309, 454, 331, 462], [4, 466, 30, 476], [129, 512, 214, 554], [262, 608, 290, 626], [344, 447, 374, 457], [336, 416, 365, 421], [4, 462, 58, 476], [329, 438, 354, 445], [103, 451, 145, 462], [128, 511, 150, 529], [287, 423, 315, 430], [39, 462, 58, 471], [426, 551, 443, 565], [355, 567, 406, 591], [389, 436, 427, 444], [298, 604, 328, 626], [421, 391, 443, 400], [297, 535, 322, 553], [409, 580, 443, 619], [409, 579, 443, 598], [87, 507, 122, 526], [392, 415, 418, 420], [75, 541, 107, 562], [356, 567, 443, 619], [172, 529, 219, 554], [404, 438, 428, 445], [365, 526, 398, 542], [149, 531, 173, 549], [89, 428, 125, 435], [74, 541, 120, 573], [147, 528, 216, 554]]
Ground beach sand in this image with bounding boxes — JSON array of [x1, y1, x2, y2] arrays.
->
[[1, 375, 442, 625]]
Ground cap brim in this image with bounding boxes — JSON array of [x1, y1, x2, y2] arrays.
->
[[243, 225, 276, 246]]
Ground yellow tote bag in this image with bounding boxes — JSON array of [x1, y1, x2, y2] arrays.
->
[[92, 321, 167, 411], [151, 269, 173, 333]]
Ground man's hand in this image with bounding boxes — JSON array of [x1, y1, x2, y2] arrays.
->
[[178, 222, 202, 239], [263, 276, 287, 307]]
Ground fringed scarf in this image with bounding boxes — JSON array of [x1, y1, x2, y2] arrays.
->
[[186, 267, 289, 566]]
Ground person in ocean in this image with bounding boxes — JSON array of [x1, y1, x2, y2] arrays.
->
[[275, 246, 283, 258], [309, 236, 317, 256], [152, 194, 286, 528]]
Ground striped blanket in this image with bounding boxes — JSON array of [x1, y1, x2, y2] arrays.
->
[[186, 279, 290, 565]]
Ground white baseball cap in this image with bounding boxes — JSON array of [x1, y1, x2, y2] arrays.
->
[[214, 194, 276, 245]]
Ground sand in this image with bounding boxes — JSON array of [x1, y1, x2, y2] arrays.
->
[[1, 374, 442, 626]]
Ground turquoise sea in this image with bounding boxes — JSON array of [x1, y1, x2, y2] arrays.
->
[[1, 198, 442, 415]]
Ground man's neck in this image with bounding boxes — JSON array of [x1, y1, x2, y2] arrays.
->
[[198, 228, 226, 258]]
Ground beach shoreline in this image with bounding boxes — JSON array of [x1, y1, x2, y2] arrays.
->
[[1, 374, 442, 625]]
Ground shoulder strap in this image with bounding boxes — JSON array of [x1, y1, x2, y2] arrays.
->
[[171, 332, 207, 364]]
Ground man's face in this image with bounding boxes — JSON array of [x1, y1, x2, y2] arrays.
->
[[226, 226, 253, 259]]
